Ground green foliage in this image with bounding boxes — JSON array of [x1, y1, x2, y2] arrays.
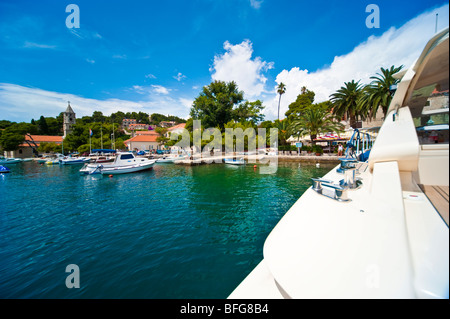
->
[[359, 65, 404, 118], [279, 144, 297, 151], [150, 113, 186, 125], [232, 100, 265, 125], [0, 131, 24, 151], [0, 121, 40, 151], [285, 86, 315, 119], [312, 144, 323, 154], [0, 120, 14, 129], [190, 80, 245, 131], [38, 142, 61, 153], [289, 105, 344, 145], [330, 80, 364, 128], [272, 119, 291, 146], [38, 116, 49, 135], [64, 121, 127, 152]]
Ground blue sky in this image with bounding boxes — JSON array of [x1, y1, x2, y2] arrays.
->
[[0, 0, 448, 122]]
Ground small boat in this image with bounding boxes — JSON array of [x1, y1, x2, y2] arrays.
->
[[0, 165, 11, 173], [60, 156, 90, 165], [156, 154, 188, 163], [80, 152, 156, 175], [45, 159, 61, 165], [224, 158, 245, 165], [0, 157, 23, 164], [37, 153, 64, 164]]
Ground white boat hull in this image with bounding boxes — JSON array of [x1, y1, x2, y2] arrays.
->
[[60, 157, 90, 165], [156, 156, 188, 163], [80, 153, 156, 175], [224, 159, 245, 165], [230, 28, 450, 299], [0, 158, 23, 164], [100, 162, 155, 174]]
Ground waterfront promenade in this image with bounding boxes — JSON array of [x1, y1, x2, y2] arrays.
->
[[171, 152, 340, 165]]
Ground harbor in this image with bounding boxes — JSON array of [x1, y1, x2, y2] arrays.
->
[[0, 159, 335, 298], [0, 0, 448, 302]]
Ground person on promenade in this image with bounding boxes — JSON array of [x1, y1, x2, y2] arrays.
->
[[337, 143, 343, 156]]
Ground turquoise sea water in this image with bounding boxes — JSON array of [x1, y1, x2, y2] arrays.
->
[[0, 160, 335, 298]]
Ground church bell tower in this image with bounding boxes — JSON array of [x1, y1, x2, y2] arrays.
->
[[63, 101, 76, 138]]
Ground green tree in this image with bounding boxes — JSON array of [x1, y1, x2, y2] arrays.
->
[[0, 131, 24, 151], [0, 120, 14, 129], [330, 80, 364, 128], [273, 119, 291, 146], [110, 111, 126, 124], [155, 127, 169, 146], [92, 111, 106, 123], [38, 115, 48, 135], [276, 82, 286, 121], [285, 86, 315, 119], [190, 80, 244, 131], [359, 65, 404, 118], [289, 105, 344, 146], [232, 100, 265, 125]]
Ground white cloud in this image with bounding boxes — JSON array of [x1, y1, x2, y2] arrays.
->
[[0, 83, 190, 122], [210, 39, 274, 99], [179, 98, 193, 109], [86, 58, 95, 64], [112, 54, 127, 60], [151, 85, 170, 95], [250, 0, 263, 9], [145, 74, 156, 79], [23, 41, 57, 49], [68, 28, 103, 40], [263, 3, 449, 120], [132, 84, 170, 95], [173, 72, 186, 81]]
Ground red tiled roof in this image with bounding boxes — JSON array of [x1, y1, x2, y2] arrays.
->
[[25, 135, 64, 143], [168, 123, 186, 131], [20, 135, 63, 147], [124, 134, 159, 145]]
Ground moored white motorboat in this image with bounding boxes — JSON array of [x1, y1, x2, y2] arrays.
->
[[80, 152, 156, 175], [0, 157, 23, 164], [229, 28, 449, 299], [156, 154, 188, 163], [60, 156, 90, 165], [224, 158, 245, 165]]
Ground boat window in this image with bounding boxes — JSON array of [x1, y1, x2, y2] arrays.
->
[[120, 154, 134, 160], [412, 87, 449, 145]]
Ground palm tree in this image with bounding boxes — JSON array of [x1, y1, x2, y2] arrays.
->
[[359, 65, 404, 119], [329, 80, 364, 129], [289, 105, 344, 146], [273, 118, 291, 147], [276, 82, 286, 121]]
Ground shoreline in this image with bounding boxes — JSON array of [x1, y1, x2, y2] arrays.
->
[[169, 153, 341, 165]]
